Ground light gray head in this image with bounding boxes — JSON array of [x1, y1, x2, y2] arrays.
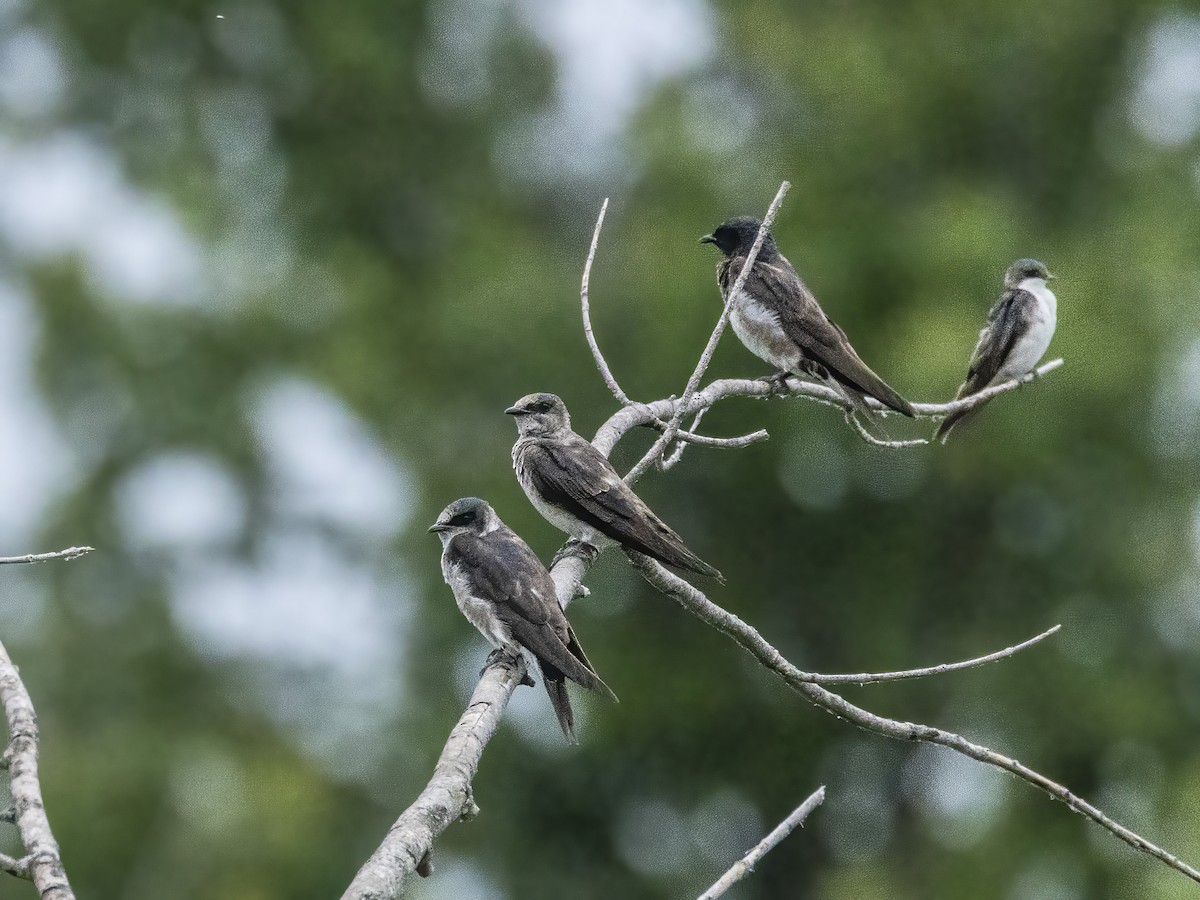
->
[[428, 497, 501, 546], [505, 392, 571, 438], [1004, 258, 1053, 289]]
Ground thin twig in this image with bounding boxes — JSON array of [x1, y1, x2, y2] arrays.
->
[[662, 408, 707, 470], [580, 198, 630, 406], [797, 625, 1061, 685], [0, 640, 75, 897], [697, 786, 825, 900], [844, 412, 928, 449], [0, 547, 92, 566], [625, 552, 1200, 884], [626, 181, 791, 481]]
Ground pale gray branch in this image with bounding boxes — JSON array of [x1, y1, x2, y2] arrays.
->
[[0, 548, 92, 566], [580, 198, 630, 406], [623, 551, 1200, 885], [339, 653, 529, 900], [626, 181, 791, 481], [0, 640, 75, 898], [843, 412, 928, 449], [697, 785, 825, 900]]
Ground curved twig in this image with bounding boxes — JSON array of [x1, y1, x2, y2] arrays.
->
[[813, 625, 1061, 685], [580, 198, 630, 406], [697, 785, 825, 900]]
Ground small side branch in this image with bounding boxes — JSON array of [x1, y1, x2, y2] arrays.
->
[[340, 654, 529, 900], [0, 547, 92, 566], [813, 624, 1061, 685], [0, 640, 75, 898], [697, 785, 825, 900]]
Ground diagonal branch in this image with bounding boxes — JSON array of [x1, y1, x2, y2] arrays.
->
[[339, 653, 529, 900], [624, 551, 1200, 884], [697, 785, 825, 900], [626, 181, 791, 481]]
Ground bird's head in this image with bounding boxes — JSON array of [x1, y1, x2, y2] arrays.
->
[[505, 392, 571, 437], [428, 497, 499, 544], [700, 216, 778, 260], [1004, 258, 1053, 289]]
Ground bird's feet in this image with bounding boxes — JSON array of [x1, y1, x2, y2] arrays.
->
[[551, 539, 601, 568], [481, 648, 536, 687], [758, 370, 792, 398]]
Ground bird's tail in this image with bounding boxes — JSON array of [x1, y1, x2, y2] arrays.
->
[[541, 667, 578, 744], [667, 548, 724, 583], [934, 388, 991, 443], [840, 365, 915, 418]]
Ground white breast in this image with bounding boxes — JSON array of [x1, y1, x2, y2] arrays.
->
[[441, 555, 514, 650], [729, 290, 803, 374], [998, 277, 1057, 381], [512, 440, 611, 547]]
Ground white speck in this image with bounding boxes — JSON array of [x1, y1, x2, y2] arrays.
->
[[216, 14, 224, 18]]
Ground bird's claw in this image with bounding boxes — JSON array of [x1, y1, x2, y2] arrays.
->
[[551, 539, 600, 568], [758, 371, 792, 398]]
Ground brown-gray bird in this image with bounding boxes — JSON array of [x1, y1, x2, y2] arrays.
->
[[507, 393, 722, 580], [430, 497, 616, 744]]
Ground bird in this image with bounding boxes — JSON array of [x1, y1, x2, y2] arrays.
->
[[700, 216, 915, 418], [506, 392, 723, 580], [429, 497, 616, 743], [934, 258, 1057, 443]]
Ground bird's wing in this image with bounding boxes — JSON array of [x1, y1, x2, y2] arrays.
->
[[959, 288, 1037, 394], [450, 530, 612, 696], [523, 437, 721, 579], [729, 254, 913, 415]]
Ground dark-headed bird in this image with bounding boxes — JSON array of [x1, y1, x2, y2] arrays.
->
[[701, 216, 914, 418], [506, 393, 723, 581], [430, 497, 616, 743], [935, 259, 1057, 443]]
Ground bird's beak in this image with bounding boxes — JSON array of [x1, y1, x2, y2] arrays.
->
[[428, 523, 451, 534], [699, 234, 716, 245], [504, 405, 523, 416]]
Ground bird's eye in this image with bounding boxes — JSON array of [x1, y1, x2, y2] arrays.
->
[[532, 401, 551, 413], [448, 512, 474, 527]]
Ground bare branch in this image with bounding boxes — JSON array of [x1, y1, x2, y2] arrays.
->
[[697, 786, 825, 900], [0, 639, 76, 898], [0, 547, 92, 566], [580, 198, 630, 406], [624, 552, 1200, 884], [843, 412, 928, 449], [813, 625, 1061, 685], [339, 653, 529, 900], [626, 181, 791, 481]]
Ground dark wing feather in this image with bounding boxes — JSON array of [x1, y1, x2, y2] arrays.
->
[[935, 288, 1037, 442], [727, 254, 914, 416], [450, 529, 615, 701], [522, 437, 722, 579]]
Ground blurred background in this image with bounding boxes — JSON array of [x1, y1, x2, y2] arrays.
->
[[1, 0, 1199, 897]]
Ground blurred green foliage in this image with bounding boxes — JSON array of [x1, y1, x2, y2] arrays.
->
[[2, 0, 1200, 897]]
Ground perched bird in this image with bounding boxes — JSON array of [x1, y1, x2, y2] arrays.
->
[[700, 216, 914, 418], [934, 259, 1057, 443], [429, 497, 616, 743], [507, 393, 723, 580]]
